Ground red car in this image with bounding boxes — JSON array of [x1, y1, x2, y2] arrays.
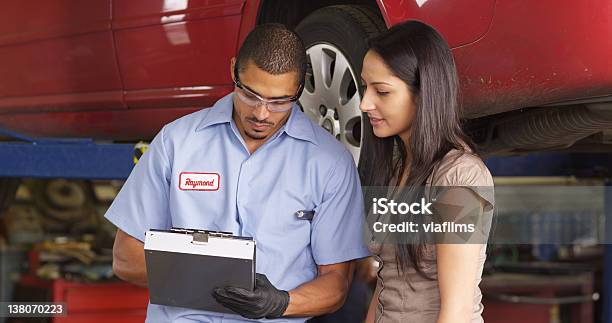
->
[[1, 0, 611, 160]]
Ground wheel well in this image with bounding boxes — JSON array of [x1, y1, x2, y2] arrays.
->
[[257, 0, 384, 29]]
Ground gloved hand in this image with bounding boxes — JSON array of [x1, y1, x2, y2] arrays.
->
[[213, 273, 290, 319]]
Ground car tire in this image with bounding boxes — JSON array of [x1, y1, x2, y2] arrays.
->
[[296, 5, 386, 163]]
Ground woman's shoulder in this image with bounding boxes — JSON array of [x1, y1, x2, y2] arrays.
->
[[430, 148, 494, 187]]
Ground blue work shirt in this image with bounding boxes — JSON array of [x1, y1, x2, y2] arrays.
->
[[105, 93, 369, 323]]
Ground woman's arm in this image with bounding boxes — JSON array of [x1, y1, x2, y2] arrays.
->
[[436, 243, 481, 323], [435, 188, 486, 323]]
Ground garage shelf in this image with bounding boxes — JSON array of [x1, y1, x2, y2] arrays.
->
[[486, 153, 612, 323]]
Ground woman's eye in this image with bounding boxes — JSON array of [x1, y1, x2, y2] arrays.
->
[[377, 91, 389, 96]]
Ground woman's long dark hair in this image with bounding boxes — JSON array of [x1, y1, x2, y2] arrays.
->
[[358, 21, 476, 278]]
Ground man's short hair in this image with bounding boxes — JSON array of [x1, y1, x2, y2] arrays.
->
[[236, 23, 306, 86]]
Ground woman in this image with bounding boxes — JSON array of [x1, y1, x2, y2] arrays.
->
[[359, 21, 495, 323]]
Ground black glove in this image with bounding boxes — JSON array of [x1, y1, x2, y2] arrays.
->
[[213, 273, 290, 319]]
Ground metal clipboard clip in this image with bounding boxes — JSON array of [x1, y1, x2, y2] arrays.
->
[[170, 228, 233, 245], [295, 210, 315, 221]]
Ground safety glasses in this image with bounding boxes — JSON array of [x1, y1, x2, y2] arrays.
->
[[233, 66, 303, 113]]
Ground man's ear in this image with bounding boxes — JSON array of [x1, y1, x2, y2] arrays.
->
[[230, 57, 236, 82]]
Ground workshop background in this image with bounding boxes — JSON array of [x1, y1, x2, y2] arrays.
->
[[1, 1, 612, 323]]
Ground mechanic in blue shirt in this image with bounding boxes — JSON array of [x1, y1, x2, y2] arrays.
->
[[106, 23, 369, 323]]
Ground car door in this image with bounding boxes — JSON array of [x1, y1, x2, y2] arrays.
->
[[112, 0, 245, 110], [0, 0, 124, 113]]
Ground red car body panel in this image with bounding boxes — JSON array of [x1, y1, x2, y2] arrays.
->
[[113, 0, 243, 112], [0, 0, 124, 113], [380, 0, 612, 117], [455, 0, 612, 117], [375, 0, 495, 48], [0, 107, 200, 140], [0, 0, 610, 139]]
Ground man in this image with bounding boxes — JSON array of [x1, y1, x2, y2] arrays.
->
[[106, 23, 369, 322]]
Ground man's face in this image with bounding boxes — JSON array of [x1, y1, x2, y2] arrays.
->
[[231, 59, 300, 142]]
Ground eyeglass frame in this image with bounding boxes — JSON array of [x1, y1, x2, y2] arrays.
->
[[232, 65, 305, 112]]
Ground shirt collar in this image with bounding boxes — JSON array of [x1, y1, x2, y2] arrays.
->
[[281, 104, 319, 146], [195, 93, 234, 131], [195, 93, 319, 146]]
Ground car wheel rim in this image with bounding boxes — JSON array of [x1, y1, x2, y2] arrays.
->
[[299, 43, 362, 163]]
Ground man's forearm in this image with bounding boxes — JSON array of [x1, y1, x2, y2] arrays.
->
[[113, 256, 148, 287], [283, 266, 352, 317], [112, 230, 148, 287]]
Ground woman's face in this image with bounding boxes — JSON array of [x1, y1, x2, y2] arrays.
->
[[360, 51, 417, 141]]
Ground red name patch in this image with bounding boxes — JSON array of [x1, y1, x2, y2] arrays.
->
[[179, 172, 220, 191]]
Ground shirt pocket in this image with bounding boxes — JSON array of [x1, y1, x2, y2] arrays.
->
[[245, 192, 318, 286], [246, 191, 316, 247]]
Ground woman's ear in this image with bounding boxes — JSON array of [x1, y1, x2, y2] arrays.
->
[[411, 92, 421, 109]]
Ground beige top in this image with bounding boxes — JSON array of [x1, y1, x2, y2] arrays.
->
[[369, 149, 495, 323]]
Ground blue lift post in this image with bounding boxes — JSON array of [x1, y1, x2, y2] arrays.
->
[[0, 128, 135, 180], [486, 153, 612, 323]]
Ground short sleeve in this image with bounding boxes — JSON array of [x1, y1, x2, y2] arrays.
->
[[104, 127, 172, 242], [432, 152, 494, 211], [310, 151, 370, 265], [430, 152, 495, 243]]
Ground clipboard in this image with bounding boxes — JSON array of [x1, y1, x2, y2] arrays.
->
[[144, 228, 256, 313]]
